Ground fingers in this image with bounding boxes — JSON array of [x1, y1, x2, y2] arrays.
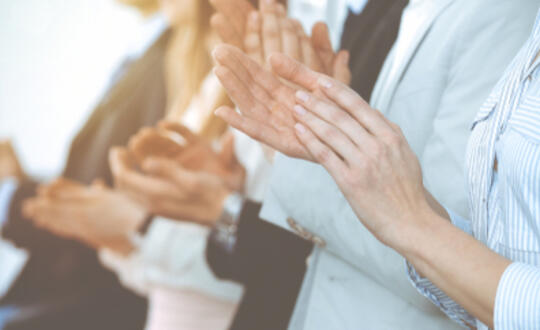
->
[[213, 64, 271, 122], [280, 18, 301, 61], [269, 53, 320, 91], [142, 157, 215, 194], [311, 22, 334, 73], [214, 106, 282, 149], [244, 11, 264, 65], [292, 102, 361, 164], [211, 13, 244, 49], [158, 121, 198, 143], [293, 123, 348, 174], [210, 0, 255, 40], [294, 90, 376, 152], [316, 77, 393, 138], [261, 4, 282, 58], [332, 50, 351, 85], [289, 20, 323, 73]]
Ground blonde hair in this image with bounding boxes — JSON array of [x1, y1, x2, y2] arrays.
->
[[165, 0, 230, 140], [117, 0, 160, 15]]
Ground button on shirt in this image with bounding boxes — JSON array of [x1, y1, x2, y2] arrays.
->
[[408, 9, 540, 329]]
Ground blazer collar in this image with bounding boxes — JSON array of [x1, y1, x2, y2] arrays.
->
[[372, 0, 454, 112]]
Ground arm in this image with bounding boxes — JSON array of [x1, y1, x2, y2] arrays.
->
[[273, 56, 510, 327]]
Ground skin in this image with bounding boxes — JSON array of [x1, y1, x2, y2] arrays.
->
[[0, 140, 25, 180], [109, 123, 244, 225], [23, 178, 147, 255], [214, 46, 511, 327], [210, 0, 350, 82]]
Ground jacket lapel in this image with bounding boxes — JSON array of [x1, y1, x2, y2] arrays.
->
[[373, 0, 453, 113]]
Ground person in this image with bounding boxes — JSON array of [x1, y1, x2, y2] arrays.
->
[[260, 11, 540, 327], [0, 0, 168, 328], [21, 0, 247, 329], [211, 0, 539, 328]]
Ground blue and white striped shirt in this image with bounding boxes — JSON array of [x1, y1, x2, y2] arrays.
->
[[408, 9, 540, 330]]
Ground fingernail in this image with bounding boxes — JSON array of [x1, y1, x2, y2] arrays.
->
[[296, 90, 310, 102], [294, 105, 307, 116], [295, 123, 306, 134], [318, 77, 333, 89], [249, 11, 258, 21]]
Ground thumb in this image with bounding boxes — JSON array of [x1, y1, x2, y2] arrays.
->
[[333, 50, 351, 85]]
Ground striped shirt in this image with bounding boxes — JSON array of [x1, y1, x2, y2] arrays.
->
[[408, 9, 540, 330]]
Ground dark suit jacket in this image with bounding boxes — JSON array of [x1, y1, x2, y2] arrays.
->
[[206, 2, 407, 329], [341, 0, 407, 100], [1, 31, 170, 330]]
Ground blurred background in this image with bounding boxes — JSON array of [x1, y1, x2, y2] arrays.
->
[[0, 0, 147, 179], [0, 0, 345, 180]]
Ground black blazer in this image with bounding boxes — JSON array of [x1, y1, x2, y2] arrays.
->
[[341, 0, 407, 101], [206, 2, 407, 329], [1, 31, 170, 330]]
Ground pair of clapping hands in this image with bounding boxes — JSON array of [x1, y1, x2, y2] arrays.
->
[[213, 0, 433, 251], [23, 122, 244, 255]]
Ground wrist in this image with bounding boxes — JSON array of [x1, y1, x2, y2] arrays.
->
[[393, 206, 450, 263]]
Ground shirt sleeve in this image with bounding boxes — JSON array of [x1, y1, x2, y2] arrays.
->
[[405, 207, 476, 328], [494, 262, 540, 329], [0, 178, 18, 227]]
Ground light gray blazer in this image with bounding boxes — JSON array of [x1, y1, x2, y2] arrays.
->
[[259, 0, 540, 329]]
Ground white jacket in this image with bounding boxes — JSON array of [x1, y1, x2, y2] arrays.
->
[[259, 0, 539, 328]]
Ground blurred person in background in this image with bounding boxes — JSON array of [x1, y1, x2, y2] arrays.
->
[[19, 0, 265, 329], [0, 0, 166, 329]]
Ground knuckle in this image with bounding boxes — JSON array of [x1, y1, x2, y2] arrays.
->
[[315, 148, 332, 164], [384, 132, 403, 147]]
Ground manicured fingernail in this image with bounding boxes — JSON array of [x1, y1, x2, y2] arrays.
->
[[318, 78, 333, 89], [296, 90, 310, 102], [295, 123, 306, 134], [294, 105, 307, 116]]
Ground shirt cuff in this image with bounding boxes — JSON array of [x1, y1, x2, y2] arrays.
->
[[445, 207, 473, 235], [0, 178, 18, 227], [0, 239, 28, 299], [494, 262, 540, 329], [406, 261, 476, 327]]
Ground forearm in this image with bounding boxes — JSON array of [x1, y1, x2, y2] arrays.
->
[[400, 211, 510, 328]]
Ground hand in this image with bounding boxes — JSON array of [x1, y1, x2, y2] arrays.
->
[[128, 121, 245, 191], [210, 0, 256, 50], [23, 178, 147, 255], [213, 45, 322, 160], [109, 147, 230, 225], [272, 55, 430, 248], [0, 140, 25, 180], [212, 0, 351, 83]]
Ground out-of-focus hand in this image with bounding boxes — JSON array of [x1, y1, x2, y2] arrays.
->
[[110, 148, 230, 225], [127, 121, 245, 191], [0, 140, 25, 180], [210, 0, 256, 49], [23, 178, 147, 255], [212, 0, 350, 83]]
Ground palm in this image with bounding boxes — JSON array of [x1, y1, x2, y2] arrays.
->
[[214, 45, 313, 160]]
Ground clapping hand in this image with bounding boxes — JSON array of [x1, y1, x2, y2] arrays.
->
[[23, 178, 147, 255], [110, 122, 245, 225]]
